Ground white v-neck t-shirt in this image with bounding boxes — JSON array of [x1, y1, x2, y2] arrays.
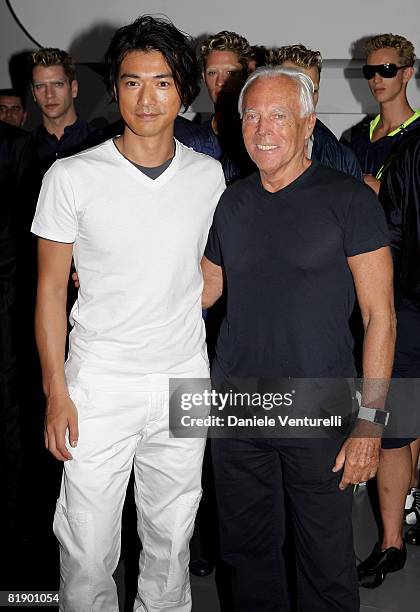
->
[[32, 138, 225, 389]]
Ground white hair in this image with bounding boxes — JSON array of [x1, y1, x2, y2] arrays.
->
[[238, 65, 315, 118]]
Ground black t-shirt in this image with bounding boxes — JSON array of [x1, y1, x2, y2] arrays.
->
[[204, 161, 389, 378]]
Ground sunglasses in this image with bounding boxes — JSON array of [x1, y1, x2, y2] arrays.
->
[[362, 63, 409, 80]]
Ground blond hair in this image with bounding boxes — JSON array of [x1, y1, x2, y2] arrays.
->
[[31, 48, 76, 82], [267, 44, 322, 75], [200, 31, 252, 70], [364, 34, 415, 66]]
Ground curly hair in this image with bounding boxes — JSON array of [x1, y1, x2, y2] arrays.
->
[[104, 15, 200, 110], [31, 48, 76, 82], [266, 44, 322, 75], [364, 34, 415, 66], [200, 31, 253, 70]]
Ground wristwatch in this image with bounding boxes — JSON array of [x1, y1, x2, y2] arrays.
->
[[358, 406, 389, 427]]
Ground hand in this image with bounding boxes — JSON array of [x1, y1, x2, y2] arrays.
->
[[71, 271, 80, 289], [332, 430, 381, 490], [363, 174, 381, 195], [44, 394, 79, 461]]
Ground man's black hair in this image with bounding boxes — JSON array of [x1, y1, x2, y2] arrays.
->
[[0, 87, 25, 109], [104, 15, 200, 111]]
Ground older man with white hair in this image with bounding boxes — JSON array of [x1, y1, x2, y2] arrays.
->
[[201, 67, 396, 611]]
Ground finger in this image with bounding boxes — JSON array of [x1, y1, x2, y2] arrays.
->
[[47, 427, 70, 462], [53, 425, 73, 461], [339, 475, 351, 491], [68, 413, 79, 448], [332, 449, 346, 472]]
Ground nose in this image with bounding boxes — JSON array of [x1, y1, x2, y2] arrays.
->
[[45, 84, 56, 98], [137, 82, 155, 108], [256, 114, 272, 136], [372, 71, 383, 84], [216, 72, 227, 88]]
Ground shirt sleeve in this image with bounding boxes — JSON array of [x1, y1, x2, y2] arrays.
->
[[204, 198, 224, 267], [31, 160, 78, 243], [344, 182, 390, 257]]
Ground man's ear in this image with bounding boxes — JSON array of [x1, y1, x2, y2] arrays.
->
[[402, 66, 414, 84], [113, 84, 118, 102], [22, 111, 28, 126], [306, 111, 316, 139], [71, 79, 78, 99]]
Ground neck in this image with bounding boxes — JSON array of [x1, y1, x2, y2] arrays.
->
[[43, 107, 77, 139], [117, 125, 175, 167], [378, 96, 414, 133], [260, 155, 311, 193]]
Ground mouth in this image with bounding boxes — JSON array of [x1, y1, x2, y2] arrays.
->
[[255, 144, 278, 151], [136, 113, 159, 119]]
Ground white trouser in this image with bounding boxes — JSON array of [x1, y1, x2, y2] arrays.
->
[[54, 385, 206, 612]]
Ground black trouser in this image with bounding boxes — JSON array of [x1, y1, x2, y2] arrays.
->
[[212, 437, 359, 612]]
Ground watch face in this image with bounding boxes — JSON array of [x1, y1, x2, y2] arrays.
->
[[374, 411, 388, 426]]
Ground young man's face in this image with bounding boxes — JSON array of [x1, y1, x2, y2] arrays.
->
[[0, 94, 26, 127], [203, 50, 245, 105], [365, 47, 413, 105], [281, 61, 320, 108], [32, 65, 77, 121], [242, 76, 315, 182], [116, 50, 181, 140]]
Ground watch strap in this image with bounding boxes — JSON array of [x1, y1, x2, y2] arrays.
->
[[358, 405, 389, 427]]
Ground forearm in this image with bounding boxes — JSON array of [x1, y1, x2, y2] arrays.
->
[[201, 256, 223, 308], [202, 283, 223, 309], [35, 284, 69, 399], [361, 310, 396, 409]]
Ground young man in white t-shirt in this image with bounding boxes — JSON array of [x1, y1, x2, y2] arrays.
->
[[31, 15, 225, 612]]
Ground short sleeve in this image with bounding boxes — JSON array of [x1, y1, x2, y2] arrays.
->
[[344, 183, 390, 257], [31, 161, 77, 243], [204, 201, 223, 267]]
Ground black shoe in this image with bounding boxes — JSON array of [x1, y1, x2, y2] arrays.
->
[[357, 542, 406, 588], [405, 527, 420, 545], [189, 558, 214, 577]]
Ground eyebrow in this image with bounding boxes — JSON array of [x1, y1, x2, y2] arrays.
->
[[119, 72, 174, 79], [33, 79, 66, 85], [243, 106, 289, 113], [206, 64, 240, 70]]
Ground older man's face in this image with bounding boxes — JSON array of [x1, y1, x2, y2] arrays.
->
[[242, 76, 315, 182]]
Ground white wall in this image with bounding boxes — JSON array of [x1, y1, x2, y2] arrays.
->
[[2, 0, 420, 137]]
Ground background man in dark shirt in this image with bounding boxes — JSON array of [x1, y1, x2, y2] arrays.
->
[[0, 89, 27, 128], [348, 34, 419, 195], [201, 66, 395, 611], [373, 124, 420, 552], [30, 48, 97, 174]]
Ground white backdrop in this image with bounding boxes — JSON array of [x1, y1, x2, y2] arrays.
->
[[7, 0, 420, 60], [1, 0, 420, 136]]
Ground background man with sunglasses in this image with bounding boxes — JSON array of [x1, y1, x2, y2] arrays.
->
[[354, 34, 420, 589], [349, 34, 419, 195]]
